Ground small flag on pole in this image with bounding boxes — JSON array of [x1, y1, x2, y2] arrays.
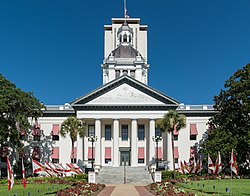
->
[[22, 158, 27, 188], [214, 152, 222, 175], [195, 158, 203, 174], [230, 149, 238, 175], [7, 157, 14, 191], [208, 154, 215, 174]]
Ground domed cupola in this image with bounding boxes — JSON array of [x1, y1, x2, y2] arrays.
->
[[101, 18, 149, 85], [117, 22, 133, 45]]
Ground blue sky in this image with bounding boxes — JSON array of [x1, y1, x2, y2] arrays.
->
[[1, 0, 250, 105]]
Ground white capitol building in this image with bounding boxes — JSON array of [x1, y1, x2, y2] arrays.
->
[[30, 15, 216, 173]]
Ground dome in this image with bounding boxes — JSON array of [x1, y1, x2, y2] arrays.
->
[[117, 22, 133, 35], [111, 45, 140, 58]]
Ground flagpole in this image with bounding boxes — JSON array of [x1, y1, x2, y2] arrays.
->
[[124, 0, 126, 18], [230, 168, 232, 196]]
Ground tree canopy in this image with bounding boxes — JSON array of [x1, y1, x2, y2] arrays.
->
[[156, 110, 186, 176], [60, 116, 85, 163], [199, 64, 250, 174], [0, 74, 44, 149]]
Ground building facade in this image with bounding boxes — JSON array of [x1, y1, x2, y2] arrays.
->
[[26, 17, 215, 172]]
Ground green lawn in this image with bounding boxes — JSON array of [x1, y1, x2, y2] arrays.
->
[[0, 183, 70, 196], [177, 179, 250, 196]]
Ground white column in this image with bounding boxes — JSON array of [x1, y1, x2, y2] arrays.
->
[[113, 119, 119, 167], [131, 119, 138, 167], [95, 119, 101, 167], [149, 119, 155, 163]]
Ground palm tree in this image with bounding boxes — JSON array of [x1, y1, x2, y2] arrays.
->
[[156, 110, 186, 179], [60, 116, 85, 163]]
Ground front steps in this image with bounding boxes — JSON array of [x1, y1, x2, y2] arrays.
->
[[95, 166, 153, 184]]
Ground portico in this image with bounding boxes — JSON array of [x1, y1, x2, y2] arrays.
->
[[80, 117, 163, 167]]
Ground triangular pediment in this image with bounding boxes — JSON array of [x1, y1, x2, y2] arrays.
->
[[86, 83, 164, 105], [71, 75, 179, 110]]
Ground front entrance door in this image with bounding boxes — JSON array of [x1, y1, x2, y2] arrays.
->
[[120, 151, 130, 166]]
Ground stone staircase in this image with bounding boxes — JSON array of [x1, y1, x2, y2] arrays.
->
[[95, 166, 153, 184]]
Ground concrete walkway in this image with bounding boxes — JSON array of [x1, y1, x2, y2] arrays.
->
[[98, 184, 154, 196]]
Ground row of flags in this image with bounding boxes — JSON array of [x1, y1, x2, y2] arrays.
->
[[180, 157, 203, 174], [32, 160, 83, 177], [6, 157, 83, 191], [179, 149, 238, 176]]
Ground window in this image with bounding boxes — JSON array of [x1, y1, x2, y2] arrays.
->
[[105, 147, 112, 164], [115, 70, 120, 78], [155, 128, 162, 137], [124, 34, 127, 42], [105, 125, 112, 140], [190, 124, 198, 140], [52, 135, 59, 141], [123, 70, 128, 75], [130, 70, 135, 78], [174, 135, 178, 141], [190, 135, 197, 140], [105, 159, 112, 164], [121, 125, 128, 140], [51, 124, 59, 141], [138, 125, 145, 140], [174, 158, 178, 163], [52, 159, 59, 163], [138, 159, 144, 163], [71, 158, 77, 164], [138, 147, 144, 164], [88, 125, 95, 137]]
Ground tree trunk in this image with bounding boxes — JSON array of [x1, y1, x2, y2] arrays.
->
[[171, 131, 176, 179], [71, 141, 75, 163]]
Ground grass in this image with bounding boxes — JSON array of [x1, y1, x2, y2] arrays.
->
[[0, 183, 70, 196], [177, 179, 250, 196]]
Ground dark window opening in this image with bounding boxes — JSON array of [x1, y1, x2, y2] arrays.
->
[[52, 135, 59, 141], [88, 125, 95, 137], [138, 159, 144, 163], [190, 135, 197, 140], [105, 125, 112, 140], [138, 125, 145, 140], [121, 125, 128, 140], [52, 159, 59, 163], [105, 159, 111, 164]]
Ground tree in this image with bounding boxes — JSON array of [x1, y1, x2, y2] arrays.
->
[[156, 110, 186, 178], [0, 74, 44, 151], [199, 64, 250, 175], [60, 116, 85, 163]]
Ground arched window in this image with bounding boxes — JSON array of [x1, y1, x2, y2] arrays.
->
[[115, 70, 120, 78], [123, 70, 128, 75], [130, 70, 135, 78], [123, 34, 127, 42]]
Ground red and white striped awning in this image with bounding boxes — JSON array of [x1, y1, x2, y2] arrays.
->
[[190, 124, 198, 135], [51, 147, 59, 159], [138, 147, 144, 159], [173, 126, 179, 136], [51, 124, 59, 135], [105, 148, 111, 159], [174, 147, 179, 159]]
